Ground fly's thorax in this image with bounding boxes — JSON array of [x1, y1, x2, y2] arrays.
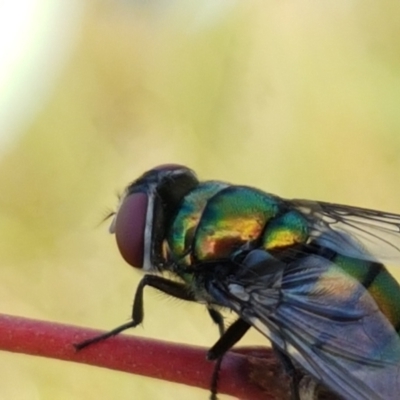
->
[[166, 185, 311, 270], [192, 186, 283, 261], [166, 181, 229, 264], [261, 209, 309, 250]]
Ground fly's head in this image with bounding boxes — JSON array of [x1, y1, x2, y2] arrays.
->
[[109, 164, 199, 272]]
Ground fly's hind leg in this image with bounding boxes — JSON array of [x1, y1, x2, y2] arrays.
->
[[207, 317, 251, 400], [272, 345, 301, 400], [206, 308, 225, 400]]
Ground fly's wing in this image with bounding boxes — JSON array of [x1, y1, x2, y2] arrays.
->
[[209, 250, 400, 400], [292, 200, 400, 263]]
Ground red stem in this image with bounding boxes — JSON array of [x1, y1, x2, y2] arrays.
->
[[0, 313, 291, 399]]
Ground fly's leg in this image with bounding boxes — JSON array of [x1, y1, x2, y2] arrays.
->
[[207, 308, 225, 336], [206, 308, 225, 400], [207, 318, 251, 361], [75, 274, 196, 350], [74, 320, 139, 350], [272, 345, 300, 400], [207, 319, 250, 400], [209, 357, 223, 400], [208, 321, 300, 399], [75, 276, 232, 400]]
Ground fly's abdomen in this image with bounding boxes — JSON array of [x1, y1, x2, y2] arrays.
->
[[275, 252, 400, 399], [334, 254, 400, 336]]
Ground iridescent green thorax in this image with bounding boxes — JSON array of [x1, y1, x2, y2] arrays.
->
[[262, 210, 309, 250], [167, 181, 228, 264], [193, 186, 281, 261], [166, 183, 310, 267]]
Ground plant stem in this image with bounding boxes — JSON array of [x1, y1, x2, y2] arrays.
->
[[0, 313, 291, 399]]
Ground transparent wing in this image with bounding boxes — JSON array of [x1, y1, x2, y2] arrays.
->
[[291, 199, 400, 263], [209, 250, 400, 400]]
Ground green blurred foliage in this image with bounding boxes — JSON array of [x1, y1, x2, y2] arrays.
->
[[1, 1, 400, 399]]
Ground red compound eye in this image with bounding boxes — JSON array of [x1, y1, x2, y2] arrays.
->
[[114, 192, 148, 268]]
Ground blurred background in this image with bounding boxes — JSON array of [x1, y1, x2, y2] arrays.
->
[[1, 0, 400, 399]]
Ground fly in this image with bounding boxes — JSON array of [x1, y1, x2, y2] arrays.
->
[[76, 164, 400, 400]]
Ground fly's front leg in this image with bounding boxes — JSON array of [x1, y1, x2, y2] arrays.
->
[[75, 274, 196, 350]]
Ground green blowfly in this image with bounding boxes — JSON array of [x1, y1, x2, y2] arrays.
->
[[76, 165, 400, 400]]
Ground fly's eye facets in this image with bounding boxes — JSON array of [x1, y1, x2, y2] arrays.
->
[[114, 192, 148, 268]]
